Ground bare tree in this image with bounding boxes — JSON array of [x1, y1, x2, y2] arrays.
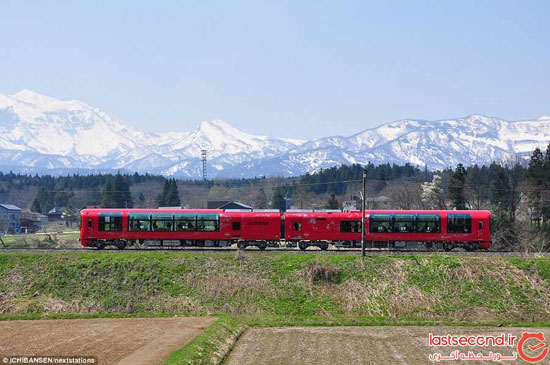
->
[[421, 175, 446, 209], [388, 183, 423, 209]]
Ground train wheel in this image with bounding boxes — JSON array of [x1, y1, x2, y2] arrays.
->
[[444, 243, 454, 252], [237, 242, 246, 250], [320, 242, 329, 250], [257, 242, 267, 251], [298, 242, 307, 251], [96, 241, 105, 250], [115, 241, 127, 250]]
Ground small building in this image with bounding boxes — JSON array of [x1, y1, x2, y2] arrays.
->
[[343, 200, 358, 211], [366, 196, 393, 209], [0, 204, 22, 234], [21, 211, 49, 226], [47, 207, 65, 221], [206, 201, 252, 210], [20, 211, 48, 233]]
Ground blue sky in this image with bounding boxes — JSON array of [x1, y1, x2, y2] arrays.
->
[[1, 0, 548, 138]]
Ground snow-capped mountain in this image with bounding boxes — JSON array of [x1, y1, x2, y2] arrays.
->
[[0, 90, 549, 177]]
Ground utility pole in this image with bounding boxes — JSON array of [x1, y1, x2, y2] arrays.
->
[[201, 150, 207, 181], [361, 168, 367, 257]]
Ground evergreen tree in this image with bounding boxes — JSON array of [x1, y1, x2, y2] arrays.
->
[[101, 180, 115, 208], [543, 143, 550, 223], [254, 188, 268, 209], [111, 173, 133, 208], [527, 148, 545, 226], [271, 188, 287, 212], [164, 179, 181, 206], [489, 163, 521, 223], [157, 180, 170, 206], [465, 164, 488, 210], [30, 197, 41, 213], [33, 188, 55, 213], [448, 163, 467, 209], [326, 193, 340, 209]]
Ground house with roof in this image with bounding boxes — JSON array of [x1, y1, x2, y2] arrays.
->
[[366, 196, 394, 209], [0, 204, 22, 234], [47, 207, 65, 221], [206, 201, 252, 210], [20, 211, 48, 233]]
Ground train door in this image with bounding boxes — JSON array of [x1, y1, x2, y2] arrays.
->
[[232, 220, 242, 239], [86, 217, 93, 236], [476, 219, 484, 241], [291, 219, 302, 239]]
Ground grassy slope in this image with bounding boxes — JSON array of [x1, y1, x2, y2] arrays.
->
[[164, 315, 246, 365], [2, 251, 550, 364], [1, 251, 550, 323]]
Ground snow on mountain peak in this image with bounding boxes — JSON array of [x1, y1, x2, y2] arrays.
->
[[197, 119, 244, 137], [13, 89, 60, 105], [1, 90, 550, 177]]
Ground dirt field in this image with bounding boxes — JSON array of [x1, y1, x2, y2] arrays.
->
[[226, 326, 550, 365], [0, 317, 215, 365]]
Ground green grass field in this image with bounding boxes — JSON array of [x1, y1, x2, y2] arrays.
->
[[1, 251, 550, 363]]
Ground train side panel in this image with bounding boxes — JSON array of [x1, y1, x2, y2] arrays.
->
[[222, 211, 281, 241]]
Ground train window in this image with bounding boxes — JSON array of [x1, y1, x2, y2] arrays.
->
[[447, 214, 472, 233], [175, 213, 196, 232], [369, 214, 392, 233], [392, 214, 416, 233], [87, 219, 92, 228], [128, 213, 151, 231], [99, 213, 122, 231], [293, 222, 302, 231], [479, 221, 483, 230], [151, 213, 174, 232], [417, 214, 441, 233], [197, 213, 219, 232], [340, 220, 362, 233], [232, 222, 241, 230]]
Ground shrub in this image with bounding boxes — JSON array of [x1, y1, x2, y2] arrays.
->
[[304, 261, 341, 284]]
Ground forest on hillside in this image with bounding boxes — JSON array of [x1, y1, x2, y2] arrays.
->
[[1, 143, 550, 251]]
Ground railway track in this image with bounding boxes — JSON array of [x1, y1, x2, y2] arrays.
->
[[0, 246, 547, 256]]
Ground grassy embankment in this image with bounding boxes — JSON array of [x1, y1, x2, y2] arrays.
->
[[0, 232, 80, 249], [1, 251, 550, 363]]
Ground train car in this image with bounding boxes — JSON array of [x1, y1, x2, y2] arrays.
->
[[80, 208, 281, 250], [219, 210, 282, 249], [283, 209, 491, 251], [80, 208, 224, 249], [366, 210, 491, 251], [284, 210, 362, 250]]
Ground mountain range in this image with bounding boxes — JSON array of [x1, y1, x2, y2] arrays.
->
[[0, 90, 549, 178]]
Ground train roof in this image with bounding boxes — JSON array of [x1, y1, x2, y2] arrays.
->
[[80, 208, 491, 218], [81, 208, 223, 214]]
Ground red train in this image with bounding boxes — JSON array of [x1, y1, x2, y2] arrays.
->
[[80, 208, 491, 251]]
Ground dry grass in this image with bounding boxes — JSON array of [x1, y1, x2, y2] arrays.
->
[[0, 295, 99, 314], [145, 295, 201, 313], [304, 261, 342, 285], [185, 272, 271, 315], [332, 259, 436, 317]]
